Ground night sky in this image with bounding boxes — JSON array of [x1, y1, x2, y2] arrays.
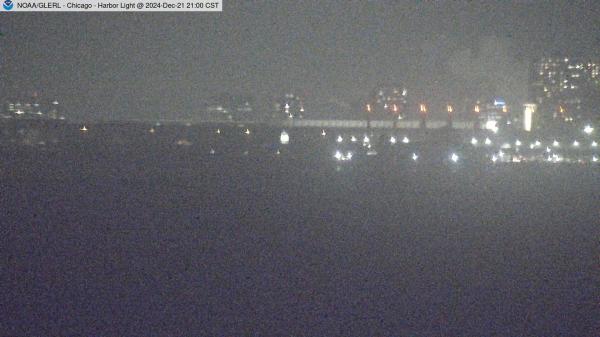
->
[[1, 1, 599, 119]]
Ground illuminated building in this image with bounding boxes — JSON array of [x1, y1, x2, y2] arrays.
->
[[369, 86, 408, 119], [2, 93, 62, 119], [277, 93, 304, 119], [530, 57, 600, 122], [205, 93, 255, 121], [523, 103, 537, 132]]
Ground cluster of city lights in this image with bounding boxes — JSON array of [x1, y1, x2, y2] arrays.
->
[[71, 125, 598, 165]]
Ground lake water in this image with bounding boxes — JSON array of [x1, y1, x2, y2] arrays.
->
[[2, 122, 599, 336]]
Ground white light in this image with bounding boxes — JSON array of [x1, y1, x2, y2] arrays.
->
[[484, 137, 492, 145], [276, 149, 280, 155], [336, 135, 343, 143], [534, 140, 541, 147], [351, 136, 357, 142], [149, 128, 155, 134], [501, 143, 511, 149], [280, 130, 289, 145], [546, 147, 552, 153], [321, 129, 326, 136], [593, 155, 598, 162], [210, 148, 215, 155], [363, 135, 370, 143], [450, 153, 459, 163], [583, 125, 594, 135], [471, 137, 478, 145], [485, 120, 498, 133], [245, 128, 251, 135], [523, 104, 535, 132], [553, 140, 560, 147], [573, 140, 580, 147], [491, 155, 498, 163], [333, 150, 352, 161], [80, 126, 88, 132], [515, 139, 522, 147], [390, 136, 397, 144], [592, 141, 598, 148], [402, 136, 410, 144], [498, 150, 505, 158], [216, 128, 221, 134], [412, 153, 418, 161]]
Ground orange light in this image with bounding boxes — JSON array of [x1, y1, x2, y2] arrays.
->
[[474, 105, 480, 114], [447, 105, 453, 113], [419, 104, 427, 113], [366, 104, 372, 113], [392, 104, 398, 113]]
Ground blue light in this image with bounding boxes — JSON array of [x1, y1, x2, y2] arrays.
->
[[493, 98, 506, 106]]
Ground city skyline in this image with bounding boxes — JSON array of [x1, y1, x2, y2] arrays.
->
[[1, 1, 600, 119]]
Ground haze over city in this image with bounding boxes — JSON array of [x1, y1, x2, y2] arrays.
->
[[2, 1, 600, 119]]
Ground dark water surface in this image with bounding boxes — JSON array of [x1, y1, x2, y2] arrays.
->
[[2, 129, 599, 336]]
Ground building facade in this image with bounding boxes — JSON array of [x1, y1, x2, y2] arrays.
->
[[530, 57, 600, 122]]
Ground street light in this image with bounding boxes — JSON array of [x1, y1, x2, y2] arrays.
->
[[365, 103, 372, 130], [392, 104, 399, 129], [473, 104, 481, 130], [419, 103, 427, 129]]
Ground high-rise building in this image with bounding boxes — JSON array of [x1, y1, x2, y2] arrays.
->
[[530, 57, 600, 122]]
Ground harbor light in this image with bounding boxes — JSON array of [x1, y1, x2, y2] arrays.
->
[[351, 136, 357, 142], [402, 136, 410, 144], [336, 135, 343, 143], [216, 128, 221, 134], [583, 125, 594, 135], [484, 137, 492, 145], [280, 130, 289, 145], [412, 153, 418, 161], [592, 141, 598, 148], [450, 153, 459, 163], [245, 128, 251, 135], [321, 129, 327, 136], [573, 140, 580, 147], [471, 137, 478, 145], [515, 139, 522, 147], [390, 136, 397, 144], [80, 125, 88, 132], [553, 140, 560, 147], [363, 135, 370, 143]]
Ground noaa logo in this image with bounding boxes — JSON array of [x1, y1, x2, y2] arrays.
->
[[3, 0, 13, 10]]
